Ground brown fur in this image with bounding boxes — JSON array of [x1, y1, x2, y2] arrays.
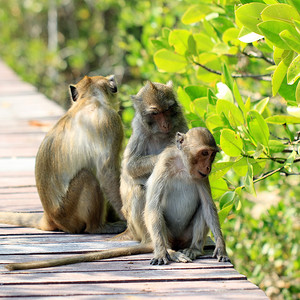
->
[[0, 75, 125, 234]]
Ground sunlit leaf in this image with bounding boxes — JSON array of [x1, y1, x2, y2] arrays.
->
[[255, 97, 269, 114], [217, 99, 244, 127], [238, 26, 264, 43], [261, 4, 300, 23], [287, 55, 300, 85], [280, 30, 300, 53], [219, 191, 236, 210], [218, 202, 234, 226], [154, 49, 187, 72], [266, 115, 300, 124], [168, 29, 191, 56], [220, 129, 244, 157], [193, 33, 214, 52], [210, 177, 228, 199], [233, 157, 248, 177], [185, 85, 207, 101], [247, 110, 270, 147], [245, 163, 256, 196], [182, 4, 212, 25], [216, 82, 234, 103], [235, 3, 267, 34], [206, 114, 224, 132], [287, 106, 300, 118]]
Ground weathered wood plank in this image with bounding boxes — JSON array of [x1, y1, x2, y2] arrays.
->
[[0, 280, 267, 299]]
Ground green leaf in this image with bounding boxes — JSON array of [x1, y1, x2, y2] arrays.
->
[[261, 4, 300, 23], [280, 30, 300, 53], [217, 99, 244, 127], [247, 110, 270, 147], [211, 161, 235, 180], [219, 191, 236, 210], [273, 47, 286, 65], [193, 33, 214, 52], [216, 82, 234, 103], [255, 97, 269, 114], [287, 55, 300, 85], [245, 163, 256, 196], [206, 114, 224, 132], [185, 85, 207, 101], [192, 97, 209, 118], [233, 81, 247, 116], [220, 129, 244, 157], [222, 63, 233, 91], [266, 115, 300, 124], [177, 86, 191, 112], [296, 80, 300, 104], [210, 177, 228, 199], [258, 20, 298, 49], [181, 4, 212, 25], [223, 27, 240, 45], [153, 49, 187, 72], [272, 51, 294, 96], [168, 29, 191, 56], [268, 140, 287, 153], [290, 0, 300, 13], [218, 202, 233, 226], [233, 157, 248, 177], [235, 3, 267, 34]]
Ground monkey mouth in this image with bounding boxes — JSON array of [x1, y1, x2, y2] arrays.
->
[[198, 171, 207, 178]]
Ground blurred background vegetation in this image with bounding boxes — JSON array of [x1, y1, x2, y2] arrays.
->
[[0, 1, 299, 299]]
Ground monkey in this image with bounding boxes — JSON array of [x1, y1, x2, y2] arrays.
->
[[119, 80, 188, 242], [5, 127, 230, 271], [144, 127, 229, 264], [0, 75, 125, 234]]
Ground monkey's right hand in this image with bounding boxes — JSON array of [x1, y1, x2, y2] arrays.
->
[[150, 251, 171, 265], [150, 250, 192, 265]]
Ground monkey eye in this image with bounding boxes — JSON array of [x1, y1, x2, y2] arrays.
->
[[151, 111, 159, 116], [202, 150, 209, 156]]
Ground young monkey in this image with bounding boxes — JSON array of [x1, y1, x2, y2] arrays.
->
[[0, 75, 125, 234], [5, 127, 229, 271]]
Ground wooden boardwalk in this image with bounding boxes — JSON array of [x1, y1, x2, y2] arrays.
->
[[0, 60, 268, 299]]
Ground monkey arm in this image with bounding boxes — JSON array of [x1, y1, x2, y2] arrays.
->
[[197, 178, 230, 262], [127, 154, 159, 179], [144, 163, 170, 264]]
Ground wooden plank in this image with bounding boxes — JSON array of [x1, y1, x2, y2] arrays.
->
[[0, 280, 267, 299]]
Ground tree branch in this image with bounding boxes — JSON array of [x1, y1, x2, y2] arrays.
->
[[192, 60, 272, 81], [241, 50, 275, 65]]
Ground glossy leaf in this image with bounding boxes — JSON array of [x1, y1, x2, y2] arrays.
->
[[219, 191, 236, 210], [261, 4, 300, 23], [153, 49, 187, 72], [216, 82, 234, 103], [206, 114, 224, 132], [218, 202, 234, 226], [238, 26, 264, 43], [217, 99, 244, 127], [247, 110, 270, 147], [185, 85, 207, 101], [255, 97, 269, 114], [211, 161, 235, 180], [280, 30, 300, 53], [181, 4, 212, 25], [287, 55, 300, 85], [210, 177, 228, 199], [287, 106, 300, 118], [169, 29, 191, 56], [193, 33, 214, 52], [272, 51, 294, 96], [233, 157, 248, 177], [220, 129, 243, 157], [245, 163, 256, 196], [266, 115, 300, 124], [235, 3, 267, 34], [258, 20, 298, 49]]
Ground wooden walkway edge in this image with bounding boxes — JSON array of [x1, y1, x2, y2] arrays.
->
[[0, 59, 268, 299]]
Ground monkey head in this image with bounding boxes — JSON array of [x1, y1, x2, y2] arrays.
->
[[176, 127, 218, 179], [132, 81, 180, 134], [69, 75, 119, 110]]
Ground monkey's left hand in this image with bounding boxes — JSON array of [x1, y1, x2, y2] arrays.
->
[[150, 249, 192, 265]]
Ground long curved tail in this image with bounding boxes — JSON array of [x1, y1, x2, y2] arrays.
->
[[0, 211, 43, 228], [6, 244, 153, 271]]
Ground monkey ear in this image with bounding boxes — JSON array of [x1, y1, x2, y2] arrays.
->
[[69, 85, 79, 102], [107, 75, 118, 93], [147, 81, 157, 91], [166, 80, 173, 88], [176, 132, 185, 150]]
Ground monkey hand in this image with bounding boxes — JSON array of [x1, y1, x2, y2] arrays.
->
[[213, 238, 231, 262], [180, 248, 204, 260], [150, 249, 192, 265]]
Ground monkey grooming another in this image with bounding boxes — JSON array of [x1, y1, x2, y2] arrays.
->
[[120, 80, 188, 241], [6, 127, 230, 270], [0, 75, 125, 234]]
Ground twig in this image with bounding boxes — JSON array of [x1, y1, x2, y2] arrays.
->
[[241, 50, 275, 65], [192, 61, 272, 81]]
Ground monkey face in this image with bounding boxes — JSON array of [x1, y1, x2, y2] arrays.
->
[[189, 149, 217, 179]]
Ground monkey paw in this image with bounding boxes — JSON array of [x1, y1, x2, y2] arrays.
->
[[150, 251, 171, 265], [168, 250, 192, 263], [213, 247, 231, 262], [180, 248, 203, 260]]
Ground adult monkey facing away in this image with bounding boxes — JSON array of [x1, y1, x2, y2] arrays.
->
[[0, 75, 125, 234], [6, 127, 230, 271]]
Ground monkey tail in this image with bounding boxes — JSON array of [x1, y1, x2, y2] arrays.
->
[[0, 212, 43, 228], [6, 244, 153, 271]]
